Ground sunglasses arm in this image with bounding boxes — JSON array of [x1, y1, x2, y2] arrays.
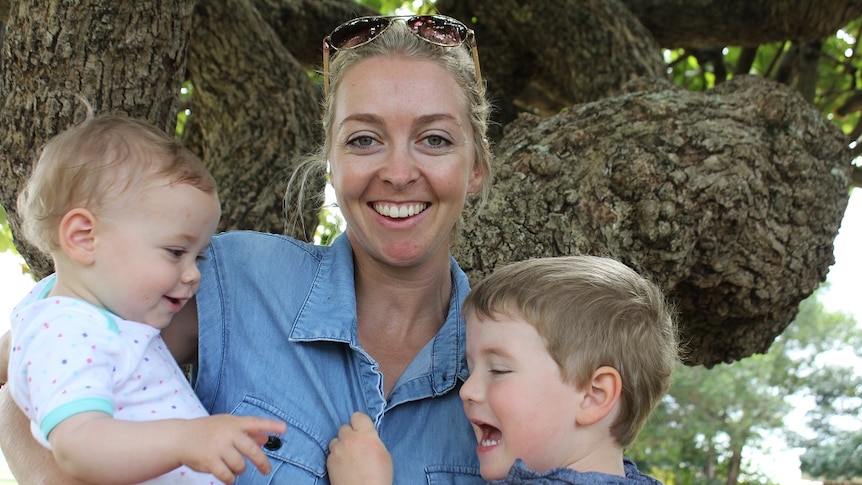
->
[[322, 40, 331, 95], [470, 37, 483, 91]]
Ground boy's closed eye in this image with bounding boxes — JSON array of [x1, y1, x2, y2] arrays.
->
[[487, 364, 513, 377]]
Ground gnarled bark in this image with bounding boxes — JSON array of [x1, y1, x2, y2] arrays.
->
[[1, 0, 858, 366], [0, 0, 194, 278], [455, 77, 851, 365]]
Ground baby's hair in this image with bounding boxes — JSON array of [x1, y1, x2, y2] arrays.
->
[[463, 255, 679, 447], [18, 113, 216, 254]]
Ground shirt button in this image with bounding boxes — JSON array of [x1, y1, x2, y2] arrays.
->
[[264, 435, 282, 451]]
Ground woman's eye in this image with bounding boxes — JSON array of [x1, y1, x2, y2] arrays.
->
[[348, 135, 376, 147], [426, 135, 448, 146]]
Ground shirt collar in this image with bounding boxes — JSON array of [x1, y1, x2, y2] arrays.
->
[[289, 234, 470, 396]]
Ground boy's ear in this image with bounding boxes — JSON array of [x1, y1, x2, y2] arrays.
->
[[58, 208, 98, 265], [575, 366, 622, 426]]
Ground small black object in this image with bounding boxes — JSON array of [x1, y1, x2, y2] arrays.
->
[[264, 435, 282, 451]]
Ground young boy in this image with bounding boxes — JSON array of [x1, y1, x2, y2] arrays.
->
[[327, 255, 678, 484], [7, 114, 286, 484]]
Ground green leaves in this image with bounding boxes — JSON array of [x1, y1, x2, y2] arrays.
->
[[0, 205, 16, 255], [629, 292, 862, 484]]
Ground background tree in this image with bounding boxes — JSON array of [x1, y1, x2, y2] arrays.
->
[[795, 368, 862, 482], [628, 294, 862, 485], [0, 0, 859, 366]]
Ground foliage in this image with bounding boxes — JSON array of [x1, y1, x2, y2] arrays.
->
[[798, 429, 862, 481], [665, 16, 862, 154], [176, 81, 194, 138], [0, 205, 30, 278], [789, 312, 862, 481], [314, 200, 345, 246], [0, 204, 15, 255], [355, 0, 437, 15], [628, 294, 862, 484]]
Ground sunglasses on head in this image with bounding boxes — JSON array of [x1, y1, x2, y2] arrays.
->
[[322, 15, 482, 96]]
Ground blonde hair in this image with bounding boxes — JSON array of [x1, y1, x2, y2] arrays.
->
[[18, 114, 217, 254], [463, 255, 679, 447], [287, 19, 492, 233]]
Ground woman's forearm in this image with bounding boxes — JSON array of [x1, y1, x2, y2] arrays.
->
[[0, 330, 10, 384], [0, 387, 89, 485]]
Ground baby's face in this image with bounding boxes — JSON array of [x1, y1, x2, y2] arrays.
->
[[459, 310, 584, 479], [87, 182, 220, 328]]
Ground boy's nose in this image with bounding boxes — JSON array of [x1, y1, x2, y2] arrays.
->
[[459, 373, 481, 403]]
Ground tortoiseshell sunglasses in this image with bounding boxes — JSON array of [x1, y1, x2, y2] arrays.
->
[[322, 15, 482, 95]]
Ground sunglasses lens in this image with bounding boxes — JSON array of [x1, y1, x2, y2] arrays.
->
[[407, 16, 468, 46], [330, 17, 390, 49]]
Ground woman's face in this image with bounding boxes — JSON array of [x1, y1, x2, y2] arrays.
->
[[328, 55, 482, 270]]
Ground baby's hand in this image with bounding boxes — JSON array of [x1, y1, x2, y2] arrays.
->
[[179, 415, 287, 484], [327, 412, 393, 485]]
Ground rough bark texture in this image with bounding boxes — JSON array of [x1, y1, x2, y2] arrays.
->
[[0, 0, 194, 278], [454, 76, 851, 366], [439, 0, 668, 127], [186, 0, 320, 239], [620, 0, 862, 47], [0, 0, 858, 366]]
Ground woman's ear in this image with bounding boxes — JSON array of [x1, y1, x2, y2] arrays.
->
[[57, 208, 98, 265], [576, 366, 622, 426], [467, 142, 489, 195]]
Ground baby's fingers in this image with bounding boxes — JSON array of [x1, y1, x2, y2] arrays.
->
[[348, 411, 375, 432], [241, 416, 287, 445], [239, 440, 272, 475]]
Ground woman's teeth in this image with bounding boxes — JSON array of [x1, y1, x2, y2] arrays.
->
[[373, 203, 427, 218]]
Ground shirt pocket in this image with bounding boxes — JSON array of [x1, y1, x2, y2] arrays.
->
[[425, 464, 485, 485], [232, 397, 327, 484]]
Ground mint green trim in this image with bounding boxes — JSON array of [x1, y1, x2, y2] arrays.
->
[[40, 398, 113, 439], [37, 275, 120, 334]]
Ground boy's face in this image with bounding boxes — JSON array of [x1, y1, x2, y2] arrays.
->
[[87, 182, 220, 328], [460, 310, 585, 480]]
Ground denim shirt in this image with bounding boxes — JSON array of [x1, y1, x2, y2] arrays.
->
[[194, 231, 483, 484], [490, 458, 663, 485]]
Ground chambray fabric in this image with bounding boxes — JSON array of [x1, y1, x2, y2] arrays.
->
[[489, 458, 663, 485], [194, 231, 482, 484]]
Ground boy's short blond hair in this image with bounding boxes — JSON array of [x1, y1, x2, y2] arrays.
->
[[17, 114, 217, 254], [463, 255, 679, 447]]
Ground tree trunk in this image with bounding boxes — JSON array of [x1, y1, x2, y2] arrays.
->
[[185, 0, 320, 239], [454, 76, 850, 366], [1, 0, 858, 366], [621, 0, 862, 48], [705, 439, 717, 480], [0, 0, 194, 278], [725, 442, 744, 485]]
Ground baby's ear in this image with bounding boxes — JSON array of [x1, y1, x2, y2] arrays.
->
[[576, 366, 622, 426], [58, 209, 98, 265]]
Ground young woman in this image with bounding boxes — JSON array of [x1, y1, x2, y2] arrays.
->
[[1, 14, 492, 484]]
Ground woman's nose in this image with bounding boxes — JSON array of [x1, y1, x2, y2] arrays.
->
[[380, 145, 419, 188]]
